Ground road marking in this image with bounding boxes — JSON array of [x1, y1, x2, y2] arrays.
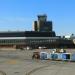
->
[[6, 59, 20, 64]]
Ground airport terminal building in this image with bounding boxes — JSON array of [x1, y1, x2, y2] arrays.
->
[[0, 15, 75, 50]]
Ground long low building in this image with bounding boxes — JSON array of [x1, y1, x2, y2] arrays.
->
[[0, 31, 74, 50]]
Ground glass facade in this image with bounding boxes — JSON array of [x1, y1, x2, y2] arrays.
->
[[0, 39, 25, 45]]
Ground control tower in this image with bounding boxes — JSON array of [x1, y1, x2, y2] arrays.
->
[[38, 14, 47, 22], [33, 14, 52, 32]]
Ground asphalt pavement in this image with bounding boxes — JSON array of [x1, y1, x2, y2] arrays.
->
[[0, 50, 75, 75]]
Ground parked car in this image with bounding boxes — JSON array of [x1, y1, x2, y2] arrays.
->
[[32, 52, 40, 59]]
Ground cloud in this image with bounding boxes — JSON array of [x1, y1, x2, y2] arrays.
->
[[0, 17, 31, 23], [0, 17, 33, 31]]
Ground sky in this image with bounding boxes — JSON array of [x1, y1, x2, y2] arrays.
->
[[0, 0, 75, 36]]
